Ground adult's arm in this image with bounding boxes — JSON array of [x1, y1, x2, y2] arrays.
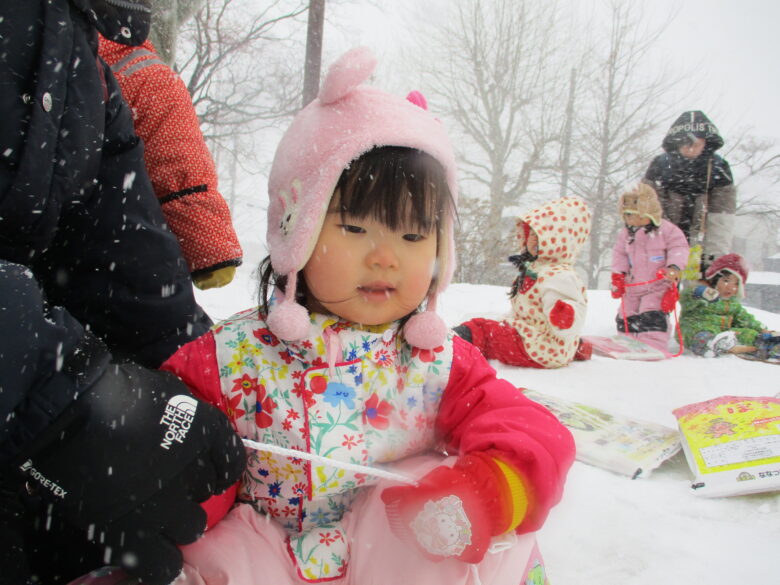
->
[[1, 260, 244, 584]]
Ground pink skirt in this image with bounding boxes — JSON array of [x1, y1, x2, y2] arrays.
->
[[69, 456, 549, 585]]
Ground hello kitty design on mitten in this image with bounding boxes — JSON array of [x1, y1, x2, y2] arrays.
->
[[410, 495, 473, 557]]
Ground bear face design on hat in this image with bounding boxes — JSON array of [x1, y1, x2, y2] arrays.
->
[[265, 47, 459, 348]]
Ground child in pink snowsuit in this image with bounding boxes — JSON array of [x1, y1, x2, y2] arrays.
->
[[611, 184, 690, 352], [134, 48, 572, 585]]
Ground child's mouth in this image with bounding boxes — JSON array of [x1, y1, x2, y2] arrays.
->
[[358, 283, 395, 301]]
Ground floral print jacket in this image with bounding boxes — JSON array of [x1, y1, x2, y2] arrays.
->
[[163, 308, 574, 582]]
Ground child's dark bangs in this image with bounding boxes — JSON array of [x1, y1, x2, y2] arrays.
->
[[333, 146, 449, 232]]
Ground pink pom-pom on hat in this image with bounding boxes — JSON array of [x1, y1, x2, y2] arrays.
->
[[265, 272, 311, 341], [265, 47, 458, 347], [403, 296, 449, 349]]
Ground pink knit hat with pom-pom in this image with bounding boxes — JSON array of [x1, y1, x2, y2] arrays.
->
[[266, 47, 458, 349], [704, 253, 749, 298]]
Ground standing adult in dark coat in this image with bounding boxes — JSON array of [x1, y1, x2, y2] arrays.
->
[[0, 0, 211, 369], [643, 111, 737, 273], [0, 2, 244, 583]]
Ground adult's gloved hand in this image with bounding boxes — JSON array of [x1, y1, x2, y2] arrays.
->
[[610, 273, 626, 299], [15, 364, 246, 585]]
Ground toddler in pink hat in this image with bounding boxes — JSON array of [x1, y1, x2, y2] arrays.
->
[[262, 47, 460, 348], [680, 253, 779, 358], [87, 47, 575, 585]]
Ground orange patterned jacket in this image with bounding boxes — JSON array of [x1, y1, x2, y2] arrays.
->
[[98, 37, 242, 277]]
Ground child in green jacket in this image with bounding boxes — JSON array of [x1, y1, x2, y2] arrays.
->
[[680, 253, 777, 358]]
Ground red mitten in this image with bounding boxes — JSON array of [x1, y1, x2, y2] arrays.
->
[[549, 300, 575, 329], [610, 273, 626, 299], [661, 284, 679, 313], [381, 454, 516, 564]]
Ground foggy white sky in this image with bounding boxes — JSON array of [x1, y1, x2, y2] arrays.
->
[[652, 0, 780, 143], [326, 0, 780, 147]]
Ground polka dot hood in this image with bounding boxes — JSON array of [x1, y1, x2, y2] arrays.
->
[[516, 196, 591, 265]]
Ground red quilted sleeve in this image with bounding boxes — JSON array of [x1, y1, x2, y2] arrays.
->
[[98, 37, 242, 275]]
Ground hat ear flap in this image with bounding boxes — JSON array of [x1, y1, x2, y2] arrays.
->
[[516, 220, 531, 247], [729, 269, 747, 299]]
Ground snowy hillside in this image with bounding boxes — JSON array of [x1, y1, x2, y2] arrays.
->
[[195, 261, 780, 585]]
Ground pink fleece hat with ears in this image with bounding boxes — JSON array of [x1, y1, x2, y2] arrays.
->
[[266, 47, 458, 348]]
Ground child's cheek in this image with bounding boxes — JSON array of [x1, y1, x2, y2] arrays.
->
[[409, 261, 435, 298]]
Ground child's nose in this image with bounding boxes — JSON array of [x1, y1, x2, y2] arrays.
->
[[366, 239, 399, 269]]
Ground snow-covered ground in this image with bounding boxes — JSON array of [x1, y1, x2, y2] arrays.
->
[[195, 260, 780, 585]]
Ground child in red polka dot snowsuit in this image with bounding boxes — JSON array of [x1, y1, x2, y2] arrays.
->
[[454, 196, 592, 368]]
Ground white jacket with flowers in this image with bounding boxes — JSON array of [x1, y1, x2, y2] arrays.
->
[[163, 308, 575, 582], [203, 310, 450, 581]]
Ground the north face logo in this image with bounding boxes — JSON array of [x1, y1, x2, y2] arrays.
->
[[159, 395, 198, 450]]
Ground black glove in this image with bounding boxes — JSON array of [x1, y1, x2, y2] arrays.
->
[[15, 363, 246, 585], [0, 476, 30, 585]]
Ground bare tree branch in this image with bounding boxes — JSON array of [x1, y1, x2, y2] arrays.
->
[[170, 0, 308, 182], [408, 0, 571, 284], [566, 1, 684, 287]]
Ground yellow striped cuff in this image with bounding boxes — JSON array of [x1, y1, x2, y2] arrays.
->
[[493, 457, 529, 533]]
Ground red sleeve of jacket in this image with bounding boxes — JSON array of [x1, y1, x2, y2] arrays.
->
[[98, 37, 242, 276], [161, 331, 226, 411], [161, 331, 238, 528], [435, 336, 575, 534]]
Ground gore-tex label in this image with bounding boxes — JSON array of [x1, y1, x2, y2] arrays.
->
[[19, 460, 68, 498]]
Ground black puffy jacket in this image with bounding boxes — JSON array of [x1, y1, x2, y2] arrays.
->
[[0, 260, 108, 465], [0, 0, 210, 368], [644, 110, 734, 198]]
